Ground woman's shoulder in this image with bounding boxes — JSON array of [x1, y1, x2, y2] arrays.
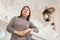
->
[[28, 21, 33, 25], [12, 16, 17, 19], [13, 16, 20, 18], [11, 16, 18, 20]]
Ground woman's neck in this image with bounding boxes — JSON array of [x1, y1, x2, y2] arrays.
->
[[23, 15, 27, 18]]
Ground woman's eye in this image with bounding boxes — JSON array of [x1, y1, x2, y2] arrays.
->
[[24, 9, 26, 10], [27, 9, 29, 11]]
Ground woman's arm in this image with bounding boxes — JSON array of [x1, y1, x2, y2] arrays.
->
[[6, 17, 16, 34], [29, 22, 39, 33], [22, 22, 39, 34]]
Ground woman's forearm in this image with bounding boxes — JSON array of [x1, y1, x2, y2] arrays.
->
[[14, 30, 19, 35], [24, 28, 34, 33], [14, 30, 26, 37]]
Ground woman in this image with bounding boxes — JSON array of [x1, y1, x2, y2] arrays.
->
[[6, 6, 38, 40]]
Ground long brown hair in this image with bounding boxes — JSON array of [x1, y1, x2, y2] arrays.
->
[[18, 6, 31, 21]]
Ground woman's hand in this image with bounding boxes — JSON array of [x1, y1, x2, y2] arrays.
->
[[14, 30, 26, 37], [28, 28, 34, 32], [14, 29, 34, 37]]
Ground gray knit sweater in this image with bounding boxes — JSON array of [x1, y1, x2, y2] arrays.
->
[[6, 16, 38, 40]]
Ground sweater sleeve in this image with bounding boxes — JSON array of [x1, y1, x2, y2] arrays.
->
[[6, 17, 16, 34], [29, 22, 39, 33]]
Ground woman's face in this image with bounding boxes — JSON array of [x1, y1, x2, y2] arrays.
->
[[22, 7, 29, 17]]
